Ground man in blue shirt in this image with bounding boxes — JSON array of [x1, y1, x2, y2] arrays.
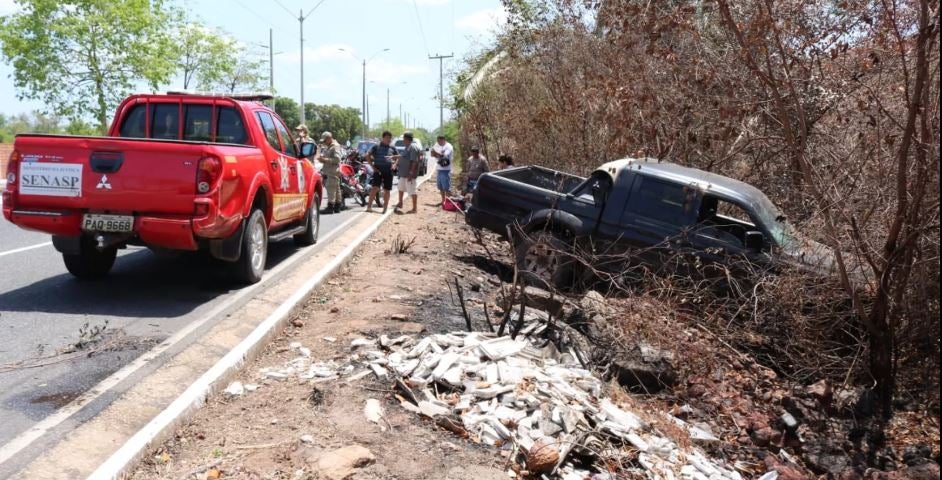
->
[[366, 131, 397, 214]]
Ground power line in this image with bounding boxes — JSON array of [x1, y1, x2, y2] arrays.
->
[[411, 0, 430, 56], [231, 0, 278, 29], [271, 0, 296, 17]]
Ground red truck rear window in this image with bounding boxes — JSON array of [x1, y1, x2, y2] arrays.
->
[[118, 103, 249, 145]]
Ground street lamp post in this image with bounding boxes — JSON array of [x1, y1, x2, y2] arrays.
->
[[272, 0, 325, 124], [339, 48, 390, 135]]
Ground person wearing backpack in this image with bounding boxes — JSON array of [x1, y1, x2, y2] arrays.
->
[[431, 135, 454, 206]]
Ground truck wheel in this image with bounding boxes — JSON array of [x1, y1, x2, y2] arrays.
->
[[63, 239, 117, 280], [234, 209, 268, 284], [293, 195, 321, 246], [514, 230, 575, 290]]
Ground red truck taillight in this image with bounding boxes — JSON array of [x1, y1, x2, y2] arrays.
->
[[5, 149, 20, 188], [196, 156, 221, 194]]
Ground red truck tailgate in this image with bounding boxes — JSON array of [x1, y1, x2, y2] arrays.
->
[[12, 134, 207, 215]]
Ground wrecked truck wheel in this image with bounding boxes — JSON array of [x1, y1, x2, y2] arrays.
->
[[514, 230, 575, 290], [63, 239, 117, 280], [234, 208, 268, 284], [293, 195, 321, 246]]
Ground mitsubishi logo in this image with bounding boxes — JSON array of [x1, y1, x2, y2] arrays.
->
[[96, 174, 112, 190]]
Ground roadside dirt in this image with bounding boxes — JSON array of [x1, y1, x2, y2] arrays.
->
[[130, 181, 511, 480]]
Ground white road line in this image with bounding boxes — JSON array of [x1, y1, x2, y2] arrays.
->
[[0, 242, 53, 258], [0, 212, 364, 467], [89, 176, 429, 480], [91, 202, 401, 480]]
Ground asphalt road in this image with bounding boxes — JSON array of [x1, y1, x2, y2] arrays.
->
[[0, 194, 377, 468]]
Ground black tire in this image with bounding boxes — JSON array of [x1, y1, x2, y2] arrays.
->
[[356, 191, 367, 207], [514, 229, 575, 290], [293, 195, 321, 246], [234, 209, 268, 284], [63, 239, 117, 280]]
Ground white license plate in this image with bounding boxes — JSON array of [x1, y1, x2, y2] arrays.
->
[[82, 214, 134, 232]]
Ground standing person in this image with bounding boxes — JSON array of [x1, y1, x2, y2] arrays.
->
[[295, 124, 316, 161], [366, 131, 396, 214], [393, 132, 420, 214], [430, 135, 454, 206], [498, 154, 514, 170], [464, 145, 489, 196], [318, 131, 344, 214]]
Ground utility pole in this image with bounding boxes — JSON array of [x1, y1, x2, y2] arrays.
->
[[338, 48, 389, 135], [428, 53, 454, 132], [295, 1, 327, 125], [268, 29, 274, 109]]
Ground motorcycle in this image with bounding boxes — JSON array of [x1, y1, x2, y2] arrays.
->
[[339, 151, 382, 208]]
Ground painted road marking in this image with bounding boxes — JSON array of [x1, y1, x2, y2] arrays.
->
[[0, 212, 364, 468], [91, 192, 411, 480], [0, 242, 53, 258]]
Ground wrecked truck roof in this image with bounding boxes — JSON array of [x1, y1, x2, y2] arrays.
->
[[599, 158, 786, 218]]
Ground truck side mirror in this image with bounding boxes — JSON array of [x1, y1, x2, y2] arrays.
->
[[745, 231, 764, 252], [299, 142, 315, 158]]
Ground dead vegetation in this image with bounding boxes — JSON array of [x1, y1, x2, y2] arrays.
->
[[456, 0, 940, 419], [453, 0, 939, 475]]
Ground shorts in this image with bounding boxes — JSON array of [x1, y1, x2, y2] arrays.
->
[[436, 169, 451, 191], [370, 163, 393, 191], [399, 177, 417, 196], [464, 179, 479, 194]]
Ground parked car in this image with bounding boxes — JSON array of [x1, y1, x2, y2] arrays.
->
[[393, 137, 428, 176], [2, 92, 323, 284], [356, 139, 378, 159], [466, 158, 834, 288]]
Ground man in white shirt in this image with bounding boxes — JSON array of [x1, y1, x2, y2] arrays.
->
[[430, 135, 454, 206]]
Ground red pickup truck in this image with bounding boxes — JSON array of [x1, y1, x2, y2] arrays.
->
[[2, 92, 323, 284]]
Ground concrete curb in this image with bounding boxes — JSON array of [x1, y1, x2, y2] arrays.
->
[[89, 175, 430, 480]]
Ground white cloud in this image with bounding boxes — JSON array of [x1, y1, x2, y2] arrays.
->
[[0, 0, 21, 16], [455, 6, 507, 34]]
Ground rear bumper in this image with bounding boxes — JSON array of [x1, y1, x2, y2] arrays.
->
[[465, 205, 511, 236], [5, 208, 201, 251]]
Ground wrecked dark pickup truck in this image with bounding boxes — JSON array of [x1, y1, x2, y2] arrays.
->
[[465, 158, 833, 288]]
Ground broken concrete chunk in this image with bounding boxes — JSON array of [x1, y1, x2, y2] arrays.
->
[[224, 381, 244, 397], [418, 400, 452, 418], [350, 338, 375, 348], [312, 445, 376, 480], [369, 363, 389, 381], [364, 399, 385, 429]]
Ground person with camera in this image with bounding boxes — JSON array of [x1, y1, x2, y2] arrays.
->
[[430, 135, 454, 206]]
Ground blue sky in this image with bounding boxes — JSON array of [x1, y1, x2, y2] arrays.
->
[[0, 0, 507, 130]]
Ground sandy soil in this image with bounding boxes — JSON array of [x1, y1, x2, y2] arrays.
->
[[130, 182, 513, 480]]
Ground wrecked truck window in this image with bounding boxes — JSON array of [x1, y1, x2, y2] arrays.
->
[[626, 177, 693, 226]]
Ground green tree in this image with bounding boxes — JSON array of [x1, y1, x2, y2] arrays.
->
[[370, 118, 407, 139], [174, 22, 235, 90], [197, 41, 264, 94], [274, 97, 300, 130], [0, 110, 75, 141], [0, 0, 179, 131], [304, 104, 361, 144]]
